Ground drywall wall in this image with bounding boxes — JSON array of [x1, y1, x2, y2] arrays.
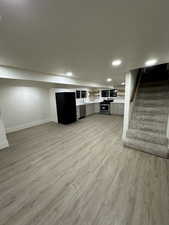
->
[[123, 70, 138, 140], [0, 116, 9, 150], [0, 79, 54, 133]]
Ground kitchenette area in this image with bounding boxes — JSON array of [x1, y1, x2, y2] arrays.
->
[[76, 89, 124, 119], [50, 87, 124, 124]]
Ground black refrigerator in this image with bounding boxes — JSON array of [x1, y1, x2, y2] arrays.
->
[[55, 92, 77, 124]]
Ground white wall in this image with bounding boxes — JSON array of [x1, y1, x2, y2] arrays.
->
[[0, 117, 9, 150], [122, 70, 138, 140], [0, 79, 53, 133]]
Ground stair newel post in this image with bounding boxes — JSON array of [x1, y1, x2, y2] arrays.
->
[[166, 63, 169, 148], [166, 111, 169, 149]]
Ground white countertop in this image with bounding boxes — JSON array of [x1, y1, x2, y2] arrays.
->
[[76, 100, 102, 106], [111, 99, 124, 104], [76, 99, 124, 106]]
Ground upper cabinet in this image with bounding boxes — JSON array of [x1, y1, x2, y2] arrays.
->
[[101, 90, 109, 97], [76, 90, 87, 99], [110, 89, 117, 97], [76, 90, 81, 99], [101, 89, 117, 97], [81, 90, 87, 98]]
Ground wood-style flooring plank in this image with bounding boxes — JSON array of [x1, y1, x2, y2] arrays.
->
[[0, 114, 169, 225]]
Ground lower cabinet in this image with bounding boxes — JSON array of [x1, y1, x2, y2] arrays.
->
[[76, 106, 80, 119], [76, 103, 100, 119], [86, 104, 95, 116], [94, 103, 100, 113], [110, 103, 124, 115], [79, 105, 86, 119]]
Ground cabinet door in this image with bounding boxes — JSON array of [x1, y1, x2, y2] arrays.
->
[[110, 89, 117, 97], [76, 106, 80, 119], [110, 103, 124, 115], [86, 104, 95, 116], [81, 91, 87, 98], [94, 103, 100, 113], [76, 90, 81, 99], [79, 105, 86, 118], [101, 90, 109, 97]]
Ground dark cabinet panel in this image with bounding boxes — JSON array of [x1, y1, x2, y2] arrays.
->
[[81, 90, 87, 98], [110, 89, 117, 97], [76, 90, 81, 99], [101, 90, 109, 97], [55, 92, 77, 124]]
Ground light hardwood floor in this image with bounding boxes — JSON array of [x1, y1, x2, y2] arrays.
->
[[0, 114, 169, 225]]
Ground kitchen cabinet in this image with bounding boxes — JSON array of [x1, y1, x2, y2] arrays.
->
[[76, 102, 100, 120], [101, 90, 109, 97], [76, 106, 80, 119], [110, 103, 124, 115], [86, 104, 95, 116], [76, 90, 81, 99], [81, 90, 87, 98], [110, 89, 117, 97], [79, 105, 86, 119], [94, 103, 100, 113]]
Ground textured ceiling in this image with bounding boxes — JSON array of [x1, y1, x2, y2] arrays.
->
[[0, 0, 169, 86]]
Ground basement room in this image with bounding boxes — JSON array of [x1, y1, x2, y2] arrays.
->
[[0, 1, 169, 225]]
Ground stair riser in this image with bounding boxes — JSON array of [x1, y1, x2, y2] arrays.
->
[[136, 100, 169, 107], [126, 131, 168, 145], [130, 123, 166, 134], [133, 117, 166, 124], [135, 107, 169, 114], [124, 141, 169, 158], [139, 86, 169, 93], [138, 92, 169, 99], [140, 81, 169, 87], [133, 113, 168, 123], [137, 96, 169, 101], [130, 119, 167, 129]]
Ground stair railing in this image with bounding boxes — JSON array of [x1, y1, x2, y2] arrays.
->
[[166, 114, 169, 148], [129, 70, 142, 126], [130, 69, 142, 104], [166, 66, 169, 148]]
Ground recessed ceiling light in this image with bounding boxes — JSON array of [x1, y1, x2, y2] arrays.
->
[[121, 82, 125, 86], [65, 72, 73, 76], [145, 59, 158, 67], [107, 78, 112, 82], [112, 59, 122, 67]]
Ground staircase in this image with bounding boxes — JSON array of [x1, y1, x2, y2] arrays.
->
[[124, 64, 169, 158]]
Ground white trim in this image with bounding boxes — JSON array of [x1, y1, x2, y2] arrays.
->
[[123, 72, 131, 141], [0, 140, 9, 150], [6, 118, 52, 133]]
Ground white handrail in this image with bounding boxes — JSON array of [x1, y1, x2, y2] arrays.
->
[[166, 114, 169, 148]]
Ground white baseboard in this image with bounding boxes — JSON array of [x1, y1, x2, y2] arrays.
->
[[0, 140, 9, 150], [6, 118, 52, 133]]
